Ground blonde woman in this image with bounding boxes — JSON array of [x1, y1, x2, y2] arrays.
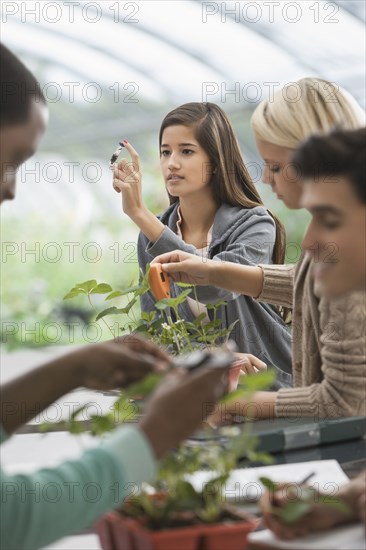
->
[[153, 78, 366, 422]]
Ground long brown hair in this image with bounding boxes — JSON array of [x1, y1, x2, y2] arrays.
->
[[159, 102, 286, 265]]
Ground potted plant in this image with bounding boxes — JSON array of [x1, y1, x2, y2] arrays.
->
[[89, 369, 274, 550], [95, 436, 263, 550]]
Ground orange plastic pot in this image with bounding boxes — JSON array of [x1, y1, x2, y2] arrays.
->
[[95, 512, 257, 550], [201, 520, 256, 550]]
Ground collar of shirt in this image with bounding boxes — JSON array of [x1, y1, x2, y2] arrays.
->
[[176, 205, 213, 254]]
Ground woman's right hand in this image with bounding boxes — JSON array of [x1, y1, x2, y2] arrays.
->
[[259, 482, 356, 540], [112, 141, 166, 243], [112, 140, 145, 221], [152, 251, 213, 285]]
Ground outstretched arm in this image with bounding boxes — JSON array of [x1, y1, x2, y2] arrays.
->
[[1, 336, 170, 435], [152, 250, 264, 298]]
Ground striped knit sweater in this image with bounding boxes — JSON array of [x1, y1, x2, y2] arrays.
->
[[258, 254, 366, 418]]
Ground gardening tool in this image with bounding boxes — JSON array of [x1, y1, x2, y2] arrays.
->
[[148, 264, 171, 301], [173, 348, 236, 372], [148, 264, 181, 352]]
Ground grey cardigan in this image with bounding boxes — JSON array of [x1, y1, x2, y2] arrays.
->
[[137, 202, 292, 385]]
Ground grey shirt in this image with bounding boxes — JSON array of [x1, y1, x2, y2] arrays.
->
[[137, 202, 292, 386]]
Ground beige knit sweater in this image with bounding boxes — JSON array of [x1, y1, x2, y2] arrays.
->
[[258, 254, 366, 418]]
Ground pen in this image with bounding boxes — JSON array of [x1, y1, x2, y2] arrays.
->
[[299, 471, 316, 485]]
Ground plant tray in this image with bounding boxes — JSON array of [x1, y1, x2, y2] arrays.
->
[[95, 512, 256, 550]]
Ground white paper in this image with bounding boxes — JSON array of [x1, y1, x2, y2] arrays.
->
[[248, 523, 366, 550], [187, 459, 350, 502]]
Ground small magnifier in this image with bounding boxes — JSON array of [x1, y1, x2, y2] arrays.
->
[[109, 141, 125, 170], [148, 264, 171, 301], [172, 349, 236, 372]]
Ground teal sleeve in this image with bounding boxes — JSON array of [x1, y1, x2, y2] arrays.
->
[[0, 424, 9, 444], [0, 425, 156, 550]]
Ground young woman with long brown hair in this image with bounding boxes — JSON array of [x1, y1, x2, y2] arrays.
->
[[112, 102, 292, 385]]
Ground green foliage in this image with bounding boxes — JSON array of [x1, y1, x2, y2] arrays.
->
[[62, 266, 240, 354], [122, 387, 274, 529], [260, 476, 277, 492]]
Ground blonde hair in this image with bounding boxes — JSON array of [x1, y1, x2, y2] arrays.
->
[[251, 77, 365, 149]]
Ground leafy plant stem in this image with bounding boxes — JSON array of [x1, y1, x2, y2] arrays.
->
[[87, 293, 115, 338], [173, 305, 194, 352], [128, 294, 138, 325], [193, 285, 205, 340]]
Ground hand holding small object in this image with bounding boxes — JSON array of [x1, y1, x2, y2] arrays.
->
[[109, 141, 125, 169], [110, 139, 145, 220]]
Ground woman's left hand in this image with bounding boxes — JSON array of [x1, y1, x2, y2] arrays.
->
[[234, 353, 267, 375], [112, 140, 145, 219]]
